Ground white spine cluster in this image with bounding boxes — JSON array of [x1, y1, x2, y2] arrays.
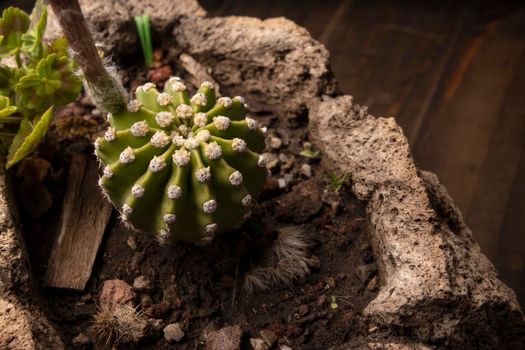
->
[[200, 81, 214, 89], [204, 223, 217, 235], [193, 112, 208, 127], [195, 166, 211, 183], [158, 229, 169, 245], [258, 154, 267, 168], [241, 194, 253, 207], [190, 92, 207, 106], [131, 184, 145, 198], [232, 138, 247, 152], [213, 116, 230, 130], [157, 93, 173, 106], [218, 97, 232, 108], [119, 147, 135, 164], [171, 81, 186, 92], [138, 82, 155, 93], [228, 171, 243, 186], [130, 121, 149, 137], [94, 138, 100, 150], [183, 137, 199, 150], [204, 141, 222, 160], [122, 204, 133, 215], [103, 165, 113, 178], [167, 185, 182, 199], [196, 130, 211, 142], [127, 99, 142, 112], [163, 213, 177, 224], [155, 112, 175, 128], [202, 199, 217, 214], [176, 104, 193, 119], [173, 149, 191, 167], [178, 124, 189, 136], [245, 117, 257, 130], [172, 134, 185, 147], [149, 156, 166, 172], [104, 127, 116, 142], [234, 96, 245, 103], [150, 130, 170, 148]]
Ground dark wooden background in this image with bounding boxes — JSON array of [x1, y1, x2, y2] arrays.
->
[[2, 0, 524, 305]]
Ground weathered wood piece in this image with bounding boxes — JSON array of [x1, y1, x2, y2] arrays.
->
[[44, 153, 112, 290]]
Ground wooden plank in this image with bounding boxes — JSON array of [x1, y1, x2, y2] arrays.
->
[[412, 17, 525, 220], [44, 153, 113, 290], [465, 44, 525, 256], [320, 0, 464, 143]]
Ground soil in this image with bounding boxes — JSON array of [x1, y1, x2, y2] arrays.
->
[[15, 50, 379, 349]]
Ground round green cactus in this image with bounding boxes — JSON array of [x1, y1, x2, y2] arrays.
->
[[95, 78, 269, 244]]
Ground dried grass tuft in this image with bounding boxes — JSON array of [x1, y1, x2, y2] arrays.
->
[[243, 226, 318, 293]]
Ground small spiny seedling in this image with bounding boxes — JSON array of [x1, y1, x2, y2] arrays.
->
[[95, 78, 268, 244], [91, 303, 147, 345]]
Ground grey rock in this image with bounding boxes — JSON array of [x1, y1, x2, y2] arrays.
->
[[206, 324, 243, 350], [0, 176, 65, 349], [174, 16, 335, 118], [309, 95, 525, 347], [163, 322, 185, 342]]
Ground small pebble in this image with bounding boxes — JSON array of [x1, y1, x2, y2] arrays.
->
[[163, 323, 185, 342], [72, 332, 91, 347], [269, 137, 282, 149], [278, 178, 287, 189], [300, 163, 312, 178], [250, 338, 269, 350], [133, 275, 152, 292], [265, 153, 280, 171], [127, 236, 137, 250]]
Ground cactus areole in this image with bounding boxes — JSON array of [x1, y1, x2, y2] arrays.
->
[[94, 78, 268, 244]]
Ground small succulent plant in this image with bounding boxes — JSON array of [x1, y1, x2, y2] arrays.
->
[[95, 78, 269, 244], [0, 4, 81, 168]]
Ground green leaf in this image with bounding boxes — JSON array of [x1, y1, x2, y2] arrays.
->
[[0, 96, 17, 117], [134, 15, 153, 67], [6, 105, 53, 169], [21, 7, 47, 59], [0, 66, 25, 103], [0, 7, 30, 57], [15, 53, 82, 113], [300, 149, 320, 158]]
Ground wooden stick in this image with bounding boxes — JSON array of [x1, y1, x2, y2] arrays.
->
[[44, 153, 112, 290]]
